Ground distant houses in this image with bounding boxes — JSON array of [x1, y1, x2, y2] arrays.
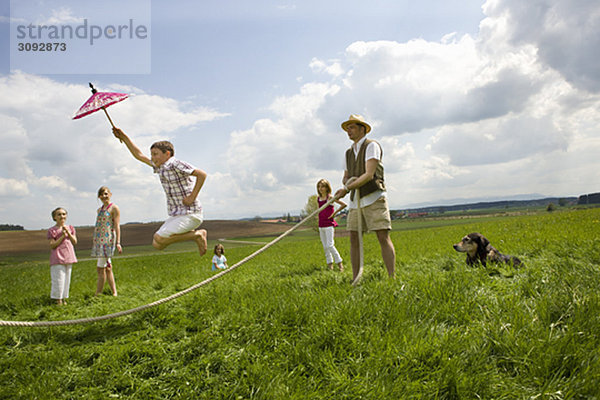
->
[[405, 212, 429, 219], [260, 218, 289, 224]]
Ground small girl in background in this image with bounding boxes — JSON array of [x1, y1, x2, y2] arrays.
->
[[91, 186, 122, 296], [317, 179, 346, 271], [212, 244, 229, 271], [47, 207, 78, 305]]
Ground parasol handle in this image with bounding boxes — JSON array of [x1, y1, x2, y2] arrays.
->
[[102, 107, 115, 128], [102, 107, 123, 143]]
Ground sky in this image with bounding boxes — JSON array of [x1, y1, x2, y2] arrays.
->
[[1, 0, 599, 230]]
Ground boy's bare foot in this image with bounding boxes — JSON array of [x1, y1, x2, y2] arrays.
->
[[328, 263, 334, 270], [195, 229, 207, 256], [338, 263, 344, 272]]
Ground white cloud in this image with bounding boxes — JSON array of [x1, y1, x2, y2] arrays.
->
[[0, 178, 29, 197], [226, 82, 342, 193], [428, 115, 569, 166], [34, 176, 78, 193], [36, 7, 84, 25], [378, 137, 415, 174], [276, 4, 297, 11], [328, 35, 548, 134], [309, 58, 345, 78], [0, 16, 27, 23], [483, 0, 600, 92], [113, 95, 230, 136]]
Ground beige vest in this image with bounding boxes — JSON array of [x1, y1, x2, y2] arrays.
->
[[345, 139, 385, 201]]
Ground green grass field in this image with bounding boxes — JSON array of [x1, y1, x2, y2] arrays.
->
[[1, 208, 599, 399]]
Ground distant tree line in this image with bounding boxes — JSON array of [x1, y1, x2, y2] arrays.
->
[[577, 192, 600, 205], [400, 197, 577, 214], [0, 224, 24, 231]]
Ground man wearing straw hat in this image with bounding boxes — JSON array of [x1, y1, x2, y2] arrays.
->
[[335, 115, 396, 282]]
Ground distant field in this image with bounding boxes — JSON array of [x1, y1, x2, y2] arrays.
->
[[1, 208, 599, 398], [0, 219, 296, 256]]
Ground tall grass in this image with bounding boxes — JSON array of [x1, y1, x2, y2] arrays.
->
[[0, 209, 599, 399]]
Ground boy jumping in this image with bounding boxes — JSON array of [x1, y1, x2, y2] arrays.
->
[[112, 127, 207, 256]]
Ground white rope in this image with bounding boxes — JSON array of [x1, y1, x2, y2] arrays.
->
[[218, 239, 266, 245], [351, 189, 364, 286], [0, 194, 342, 327]]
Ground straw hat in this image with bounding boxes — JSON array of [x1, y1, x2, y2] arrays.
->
[[341, 114, 371, 133]]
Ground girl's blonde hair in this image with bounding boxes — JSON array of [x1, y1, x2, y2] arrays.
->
[[97, 186, 111, 197], [316, 179, 332, 195], [214, 244, 225, 255]]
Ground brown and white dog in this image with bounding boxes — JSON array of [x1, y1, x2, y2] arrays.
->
[[453, 232, 522, 267]]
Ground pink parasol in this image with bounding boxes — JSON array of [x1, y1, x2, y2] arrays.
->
[[72, 83, 128, 128]]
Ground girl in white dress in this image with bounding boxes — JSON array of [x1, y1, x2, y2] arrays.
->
[[91, 186, 122, 296]]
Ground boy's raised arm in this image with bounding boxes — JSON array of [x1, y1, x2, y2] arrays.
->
[[113, 127, 152, 167]]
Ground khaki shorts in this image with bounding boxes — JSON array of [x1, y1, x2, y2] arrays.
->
[[346, 196, 392, 232]]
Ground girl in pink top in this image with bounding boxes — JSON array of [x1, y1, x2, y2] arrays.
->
[[316, 179, 346, 271], [47, 207, 78, 305]]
